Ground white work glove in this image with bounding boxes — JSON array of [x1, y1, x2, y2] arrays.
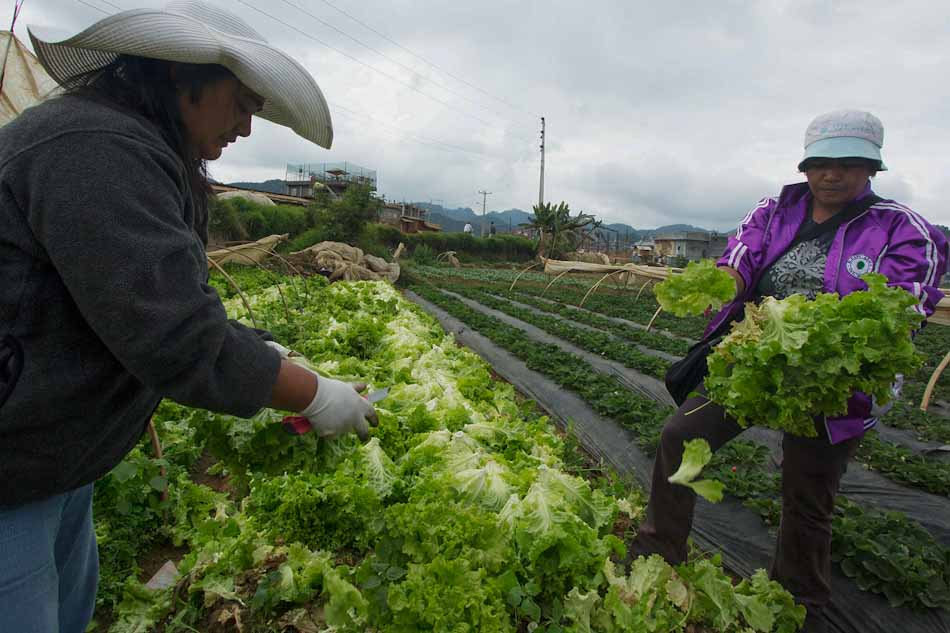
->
[[301, 376, 379, 441], [265, 341, 293, 358]]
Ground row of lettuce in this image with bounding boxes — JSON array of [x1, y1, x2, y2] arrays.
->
[[92, 271, 805, 632], [411, 264, 950, 445], [404, 264, 950, 612]]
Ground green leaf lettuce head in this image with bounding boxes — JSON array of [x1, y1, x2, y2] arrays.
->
[[654, 259, 736, 317], [705, 273, 924, 436], [668, 439, 725, 503]]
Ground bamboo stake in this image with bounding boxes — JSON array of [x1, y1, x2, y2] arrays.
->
[[146, 420, 168, 504], [208, 246, 296, 323], [622, 270, 633, 289], [509, 262, 541, 292], [227, 244, 306, 278], [684, 399, 714, 416], [579, 270, 625, 308], [207, 258, 258, 328], [635, 279, 653, 301], [920, 350, 950, 411], [542, 269, 573, 297], [241, 245, 313, 302], [645, 306, 663, 331]]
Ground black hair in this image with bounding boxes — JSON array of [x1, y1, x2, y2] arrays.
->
[[61, 55, 236, 243]]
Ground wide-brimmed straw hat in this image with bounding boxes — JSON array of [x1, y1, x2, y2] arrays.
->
[[27, 0, 333, 148]]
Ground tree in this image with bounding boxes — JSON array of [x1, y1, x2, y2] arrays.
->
[[307, 184, 382, 244], [523, 201, 601, 259]]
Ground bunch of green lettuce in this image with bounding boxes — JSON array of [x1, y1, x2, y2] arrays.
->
[[654, 259, 737, 317], [705, 274, 923, 436], [562, 556, 805, 633]]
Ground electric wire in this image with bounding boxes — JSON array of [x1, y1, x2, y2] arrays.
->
[[68, 0, 537, 188], [274, 0, 515, 123], [74, 0, 110, 15], [312, 0, 535, 118], [332, 105, 490, 158], [234, 0, 502, 130]]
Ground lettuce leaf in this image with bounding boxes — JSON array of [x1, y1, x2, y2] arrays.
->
[[654, 259, 736, 317], [667, 439, 724, 502]]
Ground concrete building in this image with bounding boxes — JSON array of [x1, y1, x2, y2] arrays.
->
[[378, 202, 441, 233], [653, 231, 730, 262], [285, 162, 377, 199]]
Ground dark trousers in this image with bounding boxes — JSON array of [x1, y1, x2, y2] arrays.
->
[[633, 390, 860, 611]]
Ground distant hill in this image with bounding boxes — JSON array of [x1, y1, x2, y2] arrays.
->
[[227, 179, 288, 195], [652, 223, 711, 234], [416, 203, 533, 234], [428, 212, 467, 232], [223, 188, 719, 236], [417, 204, 716, 237]]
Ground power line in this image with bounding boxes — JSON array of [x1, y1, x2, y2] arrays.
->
[[74, 0, 110, 15], [274, 0, 515, 123], [233, 0, 508, 131], [332, 104, 491, 158], [313, 0, 535, 118], [70, 0, 534, 149]]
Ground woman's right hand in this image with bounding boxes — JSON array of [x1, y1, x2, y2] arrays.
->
[[269, 359, 379, 441], [300, 376, 379, 441]]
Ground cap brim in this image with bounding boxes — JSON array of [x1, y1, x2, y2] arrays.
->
[[799, 136, 886, 171], [27, 10, 332, 148]]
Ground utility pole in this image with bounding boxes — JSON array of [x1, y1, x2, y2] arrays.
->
[[538, 117, 545, 209], [478, 190, 492, 237]]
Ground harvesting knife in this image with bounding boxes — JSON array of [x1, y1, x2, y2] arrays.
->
[[281, 387, 389, 435]]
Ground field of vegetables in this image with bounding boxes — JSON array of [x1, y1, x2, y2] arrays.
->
[[400, 263, 950, 629], [90, 270, 809, 633]]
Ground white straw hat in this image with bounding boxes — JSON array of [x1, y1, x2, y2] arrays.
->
[[27, 0, 333, 148]]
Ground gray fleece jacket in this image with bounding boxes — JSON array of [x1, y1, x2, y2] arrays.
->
[[0, 95, 282, 507]]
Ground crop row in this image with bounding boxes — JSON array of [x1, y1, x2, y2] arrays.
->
[[93, 272, 816, 633], [408, 282, 950, 611], [418, 274, 950, 499], [410, 266, 950, 445]]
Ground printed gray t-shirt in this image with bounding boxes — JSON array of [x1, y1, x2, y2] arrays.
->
[[756, 211, 834, 300]]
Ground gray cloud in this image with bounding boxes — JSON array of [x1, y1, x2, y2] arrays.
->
[[17, 0, 950, 229]]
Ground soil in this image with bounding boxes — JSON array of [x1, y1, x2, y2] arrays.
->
[[137, 540, 189, 585], [191, 451, 237, 499]]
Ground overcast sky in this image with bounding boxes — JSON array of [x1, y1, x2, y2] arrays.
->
[[11, 0, 950, 230]]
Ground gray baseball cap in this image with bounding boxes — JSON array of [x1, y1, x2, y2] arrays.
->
[[798, 109, 887, 171]]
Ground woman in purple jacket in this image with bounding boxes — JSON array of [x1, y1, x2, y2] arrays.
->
[[631, 110, 949, 630]]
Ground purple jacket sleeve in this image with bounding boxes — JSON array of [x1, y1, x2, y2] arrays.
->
[[717, 196, 776, 290], [875, 202, 949, 318]]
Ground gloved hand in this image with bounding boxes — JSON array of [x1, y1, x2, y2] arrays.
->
[[301, 376, 379, 441], [265, 341, 293, 358]]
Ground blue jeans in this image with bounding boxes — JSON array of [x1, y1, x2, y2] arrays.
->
[[0, 484, 99, 633]]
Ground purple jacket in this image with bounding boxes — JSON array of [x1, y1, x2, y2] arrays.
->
[[710, 181, 949, 443]]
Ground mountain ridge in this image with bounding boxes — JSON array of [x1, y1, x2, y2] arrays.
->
[[222, 182, 721, 236]]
